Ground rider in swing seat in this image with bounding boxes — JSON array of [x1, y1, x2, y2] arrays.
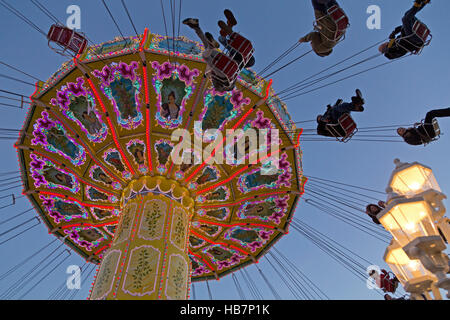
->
[[183, 10, 254, 92], [316, 89, 365, 137], [397, 107, 449, 146], [299, 0, 348, 57], [379, 0, 431, 60], [217, 10, 256, 69]]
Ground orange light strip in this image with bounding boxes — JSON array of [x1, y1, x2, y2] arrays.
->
[[86, 78, 136, 176], [38, 191, 117, 210], [190, 230, 249, 256], [29, 81, 39, 102]]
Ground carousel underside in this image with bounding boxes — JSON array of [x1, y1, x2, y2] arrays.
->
[[16, 31, 306, 298]]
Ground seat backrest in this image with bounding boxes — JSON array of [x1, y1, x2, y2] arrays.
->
[[59, 28, 74, 45], [432, 118, 440, 137], [47, 24, 63, 42], [228, 32, 254, 64], [327, 5, 349, 31], [315, 5, 349, 41], [338, 114, 357, 135], [212, 53, 239, 81], [68, 32, 88, 54], [413, 20, 431, 42]]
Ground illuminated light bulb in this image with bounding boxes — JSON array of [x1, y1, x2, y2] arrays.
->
[[404, 222, 417, 232], [409, 182, 421, 191], [408, 260, 420, 271]]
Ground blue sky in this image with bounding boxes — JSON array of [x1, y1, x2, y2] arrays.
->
[[0, 0, 449, 300]]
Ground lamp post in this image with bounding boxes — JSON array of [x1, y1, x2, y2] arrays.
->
[[378, 159, 450, 299], [383, 240, 440, 300]]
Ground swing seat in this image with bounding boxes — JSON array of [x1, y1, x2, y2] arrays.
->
[[47, 24, 87, 55], [413, 20, 431, 43], [314, 5, 349, 42], [414, 118, 440, 146], [211, 53, 239, 81], [397, 20, 432, 55], [227, 32, 254, 67], [209, 52, 240, 90], [326, 113, 357, 142]]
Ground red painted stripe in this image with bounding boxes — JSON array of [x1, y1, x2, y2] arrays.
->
[[60, 220, 118, 230], [142, 65, 153, 172], [46, 109, 123, 184], [199, 191, 291, 208], [38, 191, 117, 210], [188, 249, 216, 273], [32, 150, 116, 196], [295, 128, 303, 148], [139, 28, 148, 52], [197, 123, 299, 195], [29, 81, 39, 102], [87, 78, 136, 175], [196, 165, 248, 195], [94, 244, 111, 256], [196, 144, 282, 195], [185, 104, 257, 183], [190, 230, 249, 256], [196, 219, 276, 230], [264, 79, 273, 100]]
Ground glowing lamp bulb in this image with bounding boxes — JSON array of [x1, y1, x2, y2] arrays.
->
[[404, 222, 417, 232], [408, 260, 420, 271], [409, 182, 421, 191]]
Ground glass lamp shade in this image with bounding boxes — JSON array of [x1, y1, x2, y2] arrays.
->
[[384, 243, 433, 286], [378, 198, 439, 247], [389, 163, 441, 198]]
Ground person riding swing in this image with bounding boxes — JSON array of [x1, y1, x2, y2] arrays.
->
[[379, 0, 431, 59], [183, 10, 254, 92], [299, 0, 349, 57], [316, 89, 365, 140]]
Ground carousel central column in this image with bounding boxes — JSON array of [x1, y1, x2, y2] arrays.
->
[[90, 176, 194, 300]]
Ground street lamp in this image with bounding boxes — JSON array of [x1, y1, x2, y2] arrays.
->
[[387, 159, 441, 198], [378, 159, 450, 298], [378, 196, 440, 247], [384, 240, 439, 300]]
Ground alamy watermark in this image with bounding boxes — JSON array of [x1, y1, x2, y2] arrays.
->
[[66, 265, 81, 290], [66, 5, 81, 30]]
